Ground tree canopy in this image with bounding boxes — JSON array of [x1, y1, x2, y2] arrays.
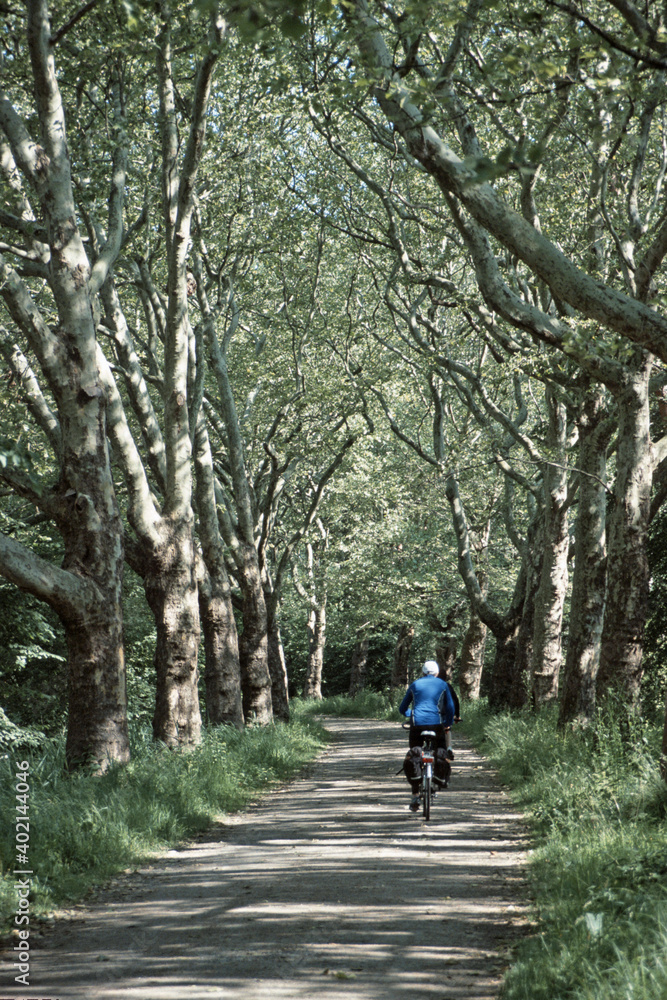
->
[[1, 0, 667, 775]]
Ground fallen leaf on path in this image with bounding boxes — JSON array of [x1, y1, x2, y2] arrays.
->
[[322, 969, 357, 980]]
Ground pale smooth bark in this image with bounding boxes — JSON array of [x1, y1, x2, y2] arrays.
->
[[302, 600, 327, 699], [559, 387, 612, 725], [198, 281, 273, 723], [531, 388, 570, 708], [293, 539, 329, 700], [100, 281, 167, 492], [194, 414, 243, 727], [0, 337, 61, 452], [597, 353, 653, 704], [0, 1, 130, 768], [91, 8, 226, 745], [458, 588, 488, 701], [267, 617, 290, 722], [128, 11, 225, 744]]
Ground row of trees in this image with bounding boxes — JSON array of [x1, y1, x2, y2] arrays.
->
[[1, 0, 666, 774], [297, 0, 667, 753]]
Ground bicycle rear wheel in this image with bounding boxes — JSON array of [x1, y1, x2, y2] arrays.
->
[[423, 774, 431, 820]]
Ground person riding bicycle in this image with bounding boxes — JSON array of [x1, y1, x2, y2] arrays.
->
[[399, 660, 455, 812]]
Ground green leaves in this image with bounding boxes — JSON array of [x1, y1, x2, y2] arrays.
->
[[223, 0, 310, 41], [461, 139, 548, 185], [0, 435, 42, 495]]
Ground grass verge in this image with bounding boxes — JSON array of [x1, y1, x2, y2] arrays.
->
[[291, 689, 403, 721], [0, 717, 325, 932], [463, 700, 667, 1000]]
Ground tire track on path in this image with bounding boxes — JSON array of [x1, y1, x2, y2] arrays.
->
[[21, 717, 530, 1000]]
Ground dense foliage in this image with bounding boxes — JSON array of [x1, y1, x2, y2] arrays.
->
[[1, 9, 667, 996]]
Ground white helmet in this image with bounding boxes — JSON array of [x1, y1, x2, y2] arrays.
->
[[422, 660, 440, 676]]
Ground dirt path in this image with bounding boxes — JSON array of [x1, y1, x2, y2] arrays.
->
[[10, 718, 530, 1000]]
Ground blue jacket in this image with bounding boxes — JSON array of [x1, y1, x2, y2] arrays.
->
[[399, 676, 455, 727]]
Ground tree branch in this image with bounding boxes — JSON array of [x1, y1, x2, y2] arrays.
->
[[0, 530, 95, 620], [50, 0, 102, 46]]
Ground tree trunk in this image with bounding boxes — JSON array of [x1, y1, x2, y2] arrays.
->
[[262, 563, 291, 723], [661, 688, 667, 782], [390, 623, 414, 690], [445, 471, 528, 710], [196, 266, 274, 725], [143, 9, 224, 747], [193, 413, 243, 727], [531, 388, 570, 708], [0, 2, 131, 769], [238, 552, 273, 724], [348, 636, 369, 696], [489, 504, 545, 712], [459, 572, 488, 701], [60, 487, 130, 768], [0, 527, 130, 772], [198, 560, 243, 728], [267, 617, 290, 722], [597, 353, 653, 705], [487, 541, 532, 711], [505, 498, 550, 713], [437, 636, 457, 680], [54, 327, 131, 768], [63, 604, 129, 769], [487, 606, 527, 711], [559, 388, 611, 725], [144, 517, 202, 746], [302, 598, 327, 699], [428, 604, 460, 681]]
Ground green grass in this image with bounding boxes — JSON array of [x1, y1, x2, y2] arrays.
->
[[0, 717, 325, 929], [463, 700, 667, 1000], [291, 689, 403, 721], [6, 689, 665, 1000]]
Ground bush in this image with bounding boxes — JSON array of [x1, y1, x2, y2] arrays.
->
[[0, 707, 47, 755]]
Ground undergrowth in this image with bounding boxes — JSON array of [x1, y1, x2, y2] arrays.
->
[[463, 700, 667, 1000], [291, 689, 402, 721], [0, 717, 325, 930]]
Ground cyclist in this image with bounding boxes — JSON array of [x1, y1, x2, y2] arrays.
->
[[399, 660, 455, 812]]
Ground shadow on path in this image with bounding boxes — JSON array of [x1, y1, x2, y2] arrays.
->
[[10, 718, 530, 1000]]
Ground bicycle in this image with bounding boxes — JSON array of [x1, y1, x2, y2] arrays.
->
[[402, 722, 440, 821], [417, 729, 437, 820]]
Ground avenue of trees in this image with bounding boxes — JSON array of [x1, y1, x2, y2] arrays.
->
[[1, 0, 667, 776]]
